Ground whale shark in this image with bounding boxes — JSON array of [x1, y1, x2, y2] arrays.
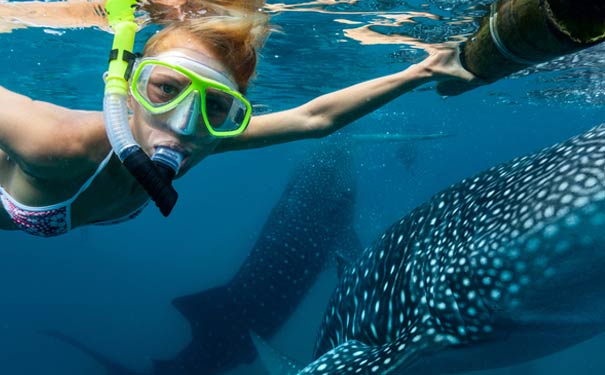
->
[[40, 140, 361, 375], [255, 124, 605, 375]]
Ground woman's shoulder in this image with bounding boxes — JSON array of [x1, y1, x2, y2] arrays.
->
[[30, 108, 110, 179], [0, 91, 109, 180]]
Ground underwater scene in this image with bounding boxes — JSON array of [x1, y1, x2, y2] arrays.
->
[[1, 0, 604, 374]]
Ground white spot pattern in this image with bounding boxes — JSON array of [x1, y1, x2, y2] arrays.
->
[[308, 125, 605, 375]]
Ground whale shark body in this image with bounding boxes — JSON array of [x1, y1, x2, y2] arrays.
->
[[257, 125, 605, 375]]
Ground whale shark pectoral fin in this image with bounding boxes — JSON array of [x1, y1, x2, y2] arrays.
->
[[253, 327, 459, 375], [171, 285, 232, 324], [250, 331, 303, 375], [336, 227, 364, 261], [333, 230, 364, 279], [335, 251, 352, 278], [303, 327, 460, 375]]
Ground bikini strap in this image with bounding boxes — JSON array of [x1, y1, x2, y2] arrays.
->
[[65, 151, 114, 204]]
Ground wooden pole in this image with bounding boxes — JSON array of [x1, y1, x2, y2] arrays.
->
[[437, 0, 605, 96]]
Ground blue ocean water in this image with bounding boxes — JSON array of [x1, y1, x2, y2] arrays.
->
[[0, 1, 604, 374]]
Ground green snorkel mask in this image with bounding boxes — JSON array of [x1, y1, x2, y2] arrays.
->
[[130, 52, 252, 138], [104, 0, 180, 217]]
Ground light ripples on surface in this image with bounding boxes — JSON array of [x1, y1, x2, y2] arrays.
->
[[0, 0, 603, 108], [264, 0, 605, 108]]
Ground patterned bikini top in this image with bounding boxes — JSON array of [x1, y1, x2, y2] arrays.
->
[[0, 152, 148, 237]]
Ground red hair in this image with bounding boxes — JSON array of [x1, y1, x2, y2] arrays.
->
[[143, 1, 270, 93]]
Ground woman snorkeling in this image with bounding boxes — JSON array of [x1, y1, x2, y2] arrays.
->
[[0, 0, 476, 236]]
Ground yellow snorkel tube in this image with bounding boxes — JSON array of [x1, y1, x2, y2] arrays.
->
[[104, 0, 136, 97], [104, 0, 179, 217]]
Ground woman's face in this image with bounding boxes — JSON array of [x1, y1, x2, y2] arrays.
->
[[130, 35, 234, 176]]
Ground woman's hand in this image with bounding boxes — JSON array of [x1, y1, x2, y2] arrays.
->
[[420, 45, 477, 82], [420, 44, 486, 96]]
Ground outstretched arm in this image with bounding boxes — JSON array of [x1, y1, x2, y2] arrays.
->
[[214, 46, 477, 153], [0, 0, 109, 33], [0, 0, 186, 33]]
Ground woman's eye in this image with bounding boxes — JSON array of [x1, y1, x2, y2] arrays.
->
[[147, 78, 187, 103], [206, 96, 231, 114], [205, 95, 232, 128], [159, 83, 179, 96]]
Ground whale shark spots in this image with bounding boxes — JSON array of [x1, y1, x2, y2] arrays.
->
[[257, 125, 605, 375]]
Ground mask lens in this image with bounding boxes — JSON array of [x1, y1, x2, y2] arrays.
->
[[204, 87, 249, 132], [137, 64, 193, 108]]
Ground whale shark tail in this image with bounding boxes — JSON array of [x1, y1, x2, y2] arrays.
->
[[38, 330, 146, 375], [169, 284, 260, 373]]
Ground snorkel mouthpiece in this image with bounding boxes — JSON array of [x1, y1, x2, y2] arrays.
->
[[103, 0, 179, 217], [151, 147, 183, 180], [122, 147, 179, 217]]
